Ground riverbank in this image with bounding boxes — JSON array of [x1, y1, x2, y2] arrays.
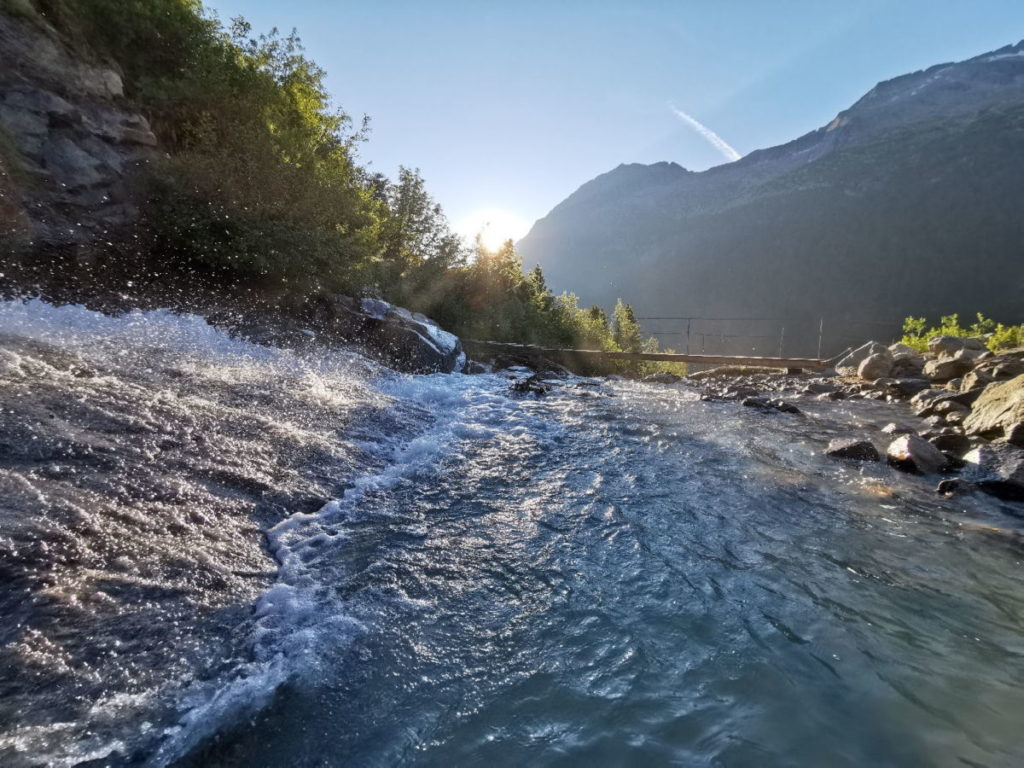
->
[[658, 337, 1024, 504]]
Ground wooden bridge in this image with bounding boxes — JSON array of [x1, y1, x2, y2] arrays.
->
[[464, 340, 834, 372]]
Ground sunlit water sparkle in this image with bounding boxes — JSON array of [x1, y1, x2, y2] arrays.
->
[[0, 300, 1021, 768]]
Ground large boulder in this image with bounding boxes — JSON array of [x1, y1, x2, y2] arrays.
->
[[886, 434, 948, 474], [888, 343, 925, 377], [836, 342, 890, 377], [963, 374, 1024, 441], [913, 387, 985, 418], [923, 357, 974, 382], [826, 438, 879, 462], [888, 342, 920, 357], [858, 353, 894, 380], [323, 296, 465, 373], [928, 335, 987, 357], [962, 443, 1024, 501], [960, 356, 1024, 392]]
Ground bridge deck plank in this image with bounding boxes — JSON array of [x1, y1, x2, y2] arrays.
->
[[464, 340, 830, 370]]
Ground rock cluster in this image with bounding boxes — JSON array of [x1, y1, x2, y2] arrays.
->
[[826, 336, 1024, 499], [674, 335, 1024, 502]]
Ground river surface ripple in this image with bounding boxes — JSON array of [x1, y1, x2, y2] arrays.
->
[[0, 301, 1021, 768], [190, 370, 1024, 768]]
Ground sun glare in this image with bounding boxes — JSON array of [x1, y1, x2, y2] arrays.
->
[[456, 208, 531, 251]]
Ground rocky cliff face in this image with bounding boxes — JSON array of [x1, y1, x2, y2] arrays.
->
[[0, 11, 156, 264], [517, 42, 1024, 354]]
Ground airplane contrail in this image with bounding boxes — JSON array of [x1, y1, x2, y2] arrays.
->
[[668, 104, 742, 162]]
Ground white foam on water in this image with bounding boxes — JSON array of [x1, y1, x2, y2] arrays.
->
[[153, 370, 557, 763], [0, 299, 558, 766]]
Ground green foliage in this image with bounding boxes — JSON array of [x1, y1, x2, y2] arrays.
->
[[901, 312, 1024, 352], [40, 0, 378, 292], [394, 239, 682, 376]]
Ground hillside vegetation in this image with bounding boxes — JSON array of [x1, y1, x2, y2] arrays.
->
[[6, 0, 680, 373]]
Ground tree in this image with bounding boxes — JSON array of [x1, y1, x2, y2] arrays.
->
[[612, 299, 643, 353]]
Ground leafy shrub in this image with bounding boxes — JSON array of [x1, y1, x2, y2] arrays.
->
[[901, 313, 1023, 352]]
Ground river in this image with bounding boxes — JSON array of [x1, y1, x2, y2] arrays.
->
[[1, 300, 1022, 768]]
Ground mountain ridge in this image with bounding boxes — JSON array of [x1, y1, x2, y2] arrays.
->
[[517, 40, 1024, 355]]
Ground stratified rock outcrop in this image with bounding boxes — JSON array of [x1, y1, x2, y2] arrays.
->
[[0, 12, 156, 261]]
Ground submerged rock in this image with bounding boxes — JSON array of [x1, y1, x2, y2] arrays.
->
[[643, 371, 682, 384], [464, 360, 491, 375], [886, 434, 949, 474], [826, 438, 880, 462], [510, 375, 551, 396], [741, 396, 801, 414]]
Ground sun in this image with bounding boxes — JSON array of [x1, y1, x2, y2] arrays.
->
[[455, 208, 532, 252]]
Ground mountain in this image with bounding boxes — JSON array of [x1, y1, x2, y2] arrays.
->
[[517, 42, 1024, 356]]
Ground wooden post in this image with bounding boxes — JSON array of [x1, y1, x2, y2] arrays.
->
[[817, 317, 824, 359]]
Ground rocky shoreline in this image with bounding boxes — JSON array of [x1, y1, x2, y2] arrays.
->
[[635, 336, 1023, 504], [471, 333, 1024, 506]]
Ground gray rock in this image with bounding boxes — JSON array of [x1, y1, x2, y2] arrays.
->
[[888, 342, 920, 357], [936, 478, 971, 496], [803, 381, 837, 394], [826, 438, 880, 462], [928, 335, 987, 357], [963, 374, 1024, 441], [835, 342, 889, 377], [928, 432, 971, 455], [769, 399, 802, 414], [923, 357, 974, 382], [42, 136, 104, 189], [962, 443, 1024, 500], [933, 400, 969, 416], [858, 353, 894, 380], [891, 377, 930, 397], [959, 369, 992, 393], [881, 422, 916, 435], [643, 372, 682, 384], [891, 356, 925, 377], [910, 388, 945, 408], [77, 66, 123, 98], [322, 296, 465, 373], [887, 434, 949, 474], [1008, 423, 1024, 447]]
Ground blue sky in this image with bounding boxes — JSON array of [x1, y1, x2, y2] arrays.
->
[[207, 0, 1024, 243]]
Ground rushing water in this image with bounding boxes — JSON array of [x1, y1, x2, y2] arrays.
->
[[1, 301, 1022, 768]]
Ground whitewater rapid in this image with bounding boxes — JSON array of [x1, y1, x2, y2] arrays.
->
[[1, 300, 1022, 768]]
